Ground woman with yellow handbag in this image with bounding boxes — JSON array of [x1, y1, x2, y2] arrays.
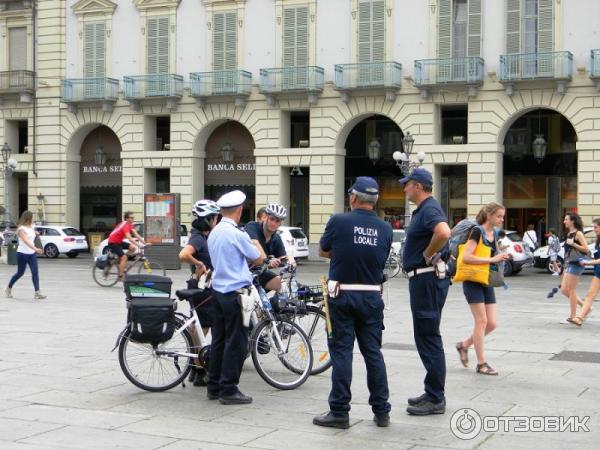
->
[[454, 203, 511, 376]]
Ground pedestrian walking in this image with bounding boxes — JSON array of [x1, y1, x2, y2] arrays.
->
[[206, 190, 265, 405], [569, 218, 600, 326], [5, 210, 46, 299], [546, 228, 561, 276], [523, 223, 538, 253], [313, 176, 392, 429], [559, 213, 589, 326], [455, 203, 511, 376], [400, 168, 451, 416]]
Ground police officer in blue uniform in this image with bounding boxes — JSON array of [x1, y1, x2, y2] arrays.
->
[[313, 177, 392, 429], [400, 168, 451, 415], [207, 190, 265, 405]]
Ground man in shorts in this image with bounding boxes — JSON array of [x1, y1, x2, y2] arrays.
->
[[107, 211, 146, 280]]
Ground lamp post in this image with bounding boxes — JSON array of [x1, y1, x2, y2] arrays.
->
[[1, 142, 18, 231], [392, 132, 425, 228]]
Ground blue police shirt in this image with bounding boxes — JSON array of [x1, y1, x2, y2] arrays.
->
[[402, 196, 449, 271], [320, 208, 392, 284], [244, 221, 287, 258], [208, 217, 260, 293], [187, 228, 212, 274], [594, 247, 600, 278]]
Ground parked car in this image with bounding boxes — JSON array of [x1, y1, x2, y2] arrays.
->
[[93, 221, 189, 259], [501, 230, 534, 276], [533, 227, 595, 273], [277, 226, 309, 260], [391, 229, 406, 255], [34, 225, 89, 258]]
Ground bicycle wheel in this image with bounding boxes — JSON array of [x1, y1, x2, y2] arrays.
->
[[92, 263, 119, 287], [135, 259, 166, 276], [118, 320, 194, 392], [295, 306, 331, 375], [250, 318, 313, 390]]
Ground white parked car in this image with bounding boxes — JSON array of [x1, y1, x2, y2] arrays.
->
[[391, 229, 406, 255], [500, 230, 534, 276], [93, 221, 189, 259], [34, 225, 88, 258], [533, 227, 595, 273], [277, 226, 309, 260]]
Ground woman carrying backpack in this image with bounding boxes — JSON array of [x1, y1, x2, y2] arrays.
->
[[570, 218, 600, 326], [455, 203, 510, 376], [559, 213, 589, 326]]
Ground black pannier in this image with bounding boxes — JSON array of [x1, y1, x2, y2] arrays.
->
[[95, 254, 109, 269]]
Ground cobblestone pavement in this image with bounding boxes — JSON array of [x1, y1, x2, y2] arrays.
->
[[0, 256, 598, 449]]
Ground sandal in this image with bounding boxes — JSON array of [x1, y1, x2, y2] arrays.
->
[[476, 362, 498, 376], [567, 317, 583, 327], [456, 342, 469, 368]]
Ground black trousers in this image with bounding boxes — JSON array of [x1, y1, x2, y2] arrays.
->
[[207, 290, 248, 397]]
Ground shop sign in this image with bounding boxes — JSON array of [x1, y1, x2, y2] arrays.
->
[[206, 163, 256, 171], [82, 164, 122, 174]]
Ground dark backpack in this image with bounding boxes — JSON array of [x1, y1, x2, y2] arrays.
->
[[447, 219, 478, 277], [128, 298, 175, 345], [550, 236, 561, 253]]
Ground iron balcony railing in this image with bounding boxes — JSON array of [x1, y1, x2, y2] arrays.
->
[[334, 62, 402, 90], [260, 66, 324, 94], [190, 70, 252, 97], [123, 74, 184, 99], [414, 57, 484, 86], [0, 70, 35, 93], [590, 49, 600, 78], [61, 77, 119, 103], [499, 51, 573, 82]]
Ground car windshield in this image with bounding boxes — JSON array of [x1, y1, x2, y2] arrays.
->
[[507, 232, 523, 242], [393, 232, 405, 243], [62, 228, 82, 236], [289, 229, 306, 239]]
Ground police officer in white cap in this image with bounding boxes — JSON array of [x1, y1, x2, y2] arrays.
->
[[207, 190, 265, 404]]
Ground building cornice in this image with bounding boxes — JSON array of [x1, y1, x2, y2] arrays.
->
[[72, 0, 117, 16], [133, 0, 181, 11]]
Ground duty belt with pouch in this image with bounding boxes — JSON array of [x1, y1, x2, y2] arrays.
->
[[406, 261, 448, 279], [327, 280, 383, 298], [236, 286, 258, 328]]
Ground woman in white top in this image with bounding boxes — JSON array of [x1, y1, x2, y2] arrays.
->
[[6, 210, 46, 299]]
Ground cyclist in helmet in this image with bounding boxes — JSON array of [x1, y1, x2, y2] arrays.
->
[[178, 199, 220, 387], [244, 202, 295, 292]]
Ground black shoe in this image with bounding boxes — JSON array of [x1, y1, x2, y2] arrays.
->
[[312, 411, 350, 429], [193, 368, 208, 387], [207, 391, 219, 400], [219, 391, 253, 405], [373, 413, 390, 427], [407, 393, 428, 406], [406, 399, 446, 416], [188, 368, 197, 383]]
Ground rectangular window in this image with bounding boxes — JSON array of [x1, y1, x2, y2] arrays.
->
[[440, 104, 468, 145], [213, 11, 237, 71], [156, 116, 170, 151], [283, 5, 309, 67], [523, 0, 537, 54], [452, 0, 467, 58], [84, 22, 106, 78], [147, 16, 169, 74], [9, 27, 27, 71], [439, 0, 481, 59], [357, 0, 385, 64]]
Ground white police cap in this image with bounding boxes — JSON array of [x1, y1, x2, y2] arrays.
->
[[216, 190, 246, 208]]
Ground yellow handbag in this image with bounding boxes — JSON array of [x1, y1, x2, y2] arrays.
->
[[453, 236, 491, 285]]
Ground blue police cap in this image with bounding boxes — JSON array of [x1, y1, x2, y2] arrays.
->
[[348, 176, 379, 195], [399, 167, 433, 187]]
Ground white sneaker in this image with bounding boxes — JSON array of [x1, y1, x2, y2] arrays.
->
[[34, 291, 46, 300], [552, 272, 560, 276], [5, 287, 12, 298]]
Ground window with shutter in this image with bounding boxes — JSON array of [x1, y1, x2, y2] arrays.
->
[[213, 11, 237, 93], [467, 0, 481, 57], [357, 0, 385, 85], [9, 27, 27, 71], [84, 22, 106, 78], [147, 16, 169, 75], [437, 0, 452, 59], [506, 0, 521, 55], [536, 0, 554, 75], [282, 5, 309, 88]]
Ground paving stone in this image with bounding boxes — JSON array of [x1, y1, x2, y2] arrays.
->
[[0, 418, 64, 441]]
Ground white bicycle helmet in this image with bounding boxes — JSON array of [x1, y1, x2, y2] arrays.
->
[[265, 202, 287, 220], [192, 199, 220, 218]]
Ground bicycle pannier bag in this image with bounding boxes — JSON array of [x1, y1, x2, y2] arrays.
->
[[95, 254, 109, 269], [129, 297, 175, 344]]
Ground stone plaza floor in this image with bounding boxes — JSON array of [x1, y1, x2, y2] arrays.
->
[[0, 256, 598, 449]]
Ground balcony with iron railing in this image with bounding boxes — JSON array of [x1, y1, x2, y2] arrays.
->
[[123, 74, 184, 109], [190, 70, 252, 107], [499, 51, 573, 94], [590, 49, 600, 89], [61, 77, 119, 112], [259, 66, 324, 104], [414, 57, 484, 97], [0, 70, 35, 102], [334, 62, 402, 102]]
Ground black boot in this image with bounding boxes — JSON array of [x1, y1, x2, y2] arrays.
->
[[313, 411, 350, 429]]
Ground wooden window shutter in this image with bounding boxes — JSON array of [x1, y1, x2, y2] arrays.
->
[[357, 1, 372, 63], [84, 22, 105, 78], [214, 11, 237, 71], [437, 0, 452, 59], [147, 17, 158, 74], [295, 6, 309, 67], [371, 1, 385, 62], [9, 27, 27, 71], [506, 0, 521, 54], [147, 16, 169, 74], [283, 6, 296, 67], [358, 0, 385, 63], [467, 0, 481, 57], [537, 0, 553, 53], [213, 12, 225, 70], [224, 11, 237, 70], [157, 17, 170, 74]]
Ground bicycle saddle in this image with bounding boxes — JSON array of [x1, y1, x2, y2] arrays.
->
[[175, 288, 205, 300]]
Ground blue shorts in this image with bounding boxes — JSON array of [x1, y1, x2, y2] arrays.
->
[[566, 263, 585, 276], [463, 281, 496, 305]]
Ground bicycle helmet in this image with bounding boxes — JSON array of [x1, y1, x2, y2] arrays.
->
[[192, 199, 220, 218], [265, 202, 287, 220]]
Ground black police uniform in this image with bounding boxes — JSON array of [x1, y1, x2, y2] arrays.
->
[[186, 228, 215, 327], [402, 196, 450, 404], [244, 221, 287, 287], [320, 208, 392, 417]]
